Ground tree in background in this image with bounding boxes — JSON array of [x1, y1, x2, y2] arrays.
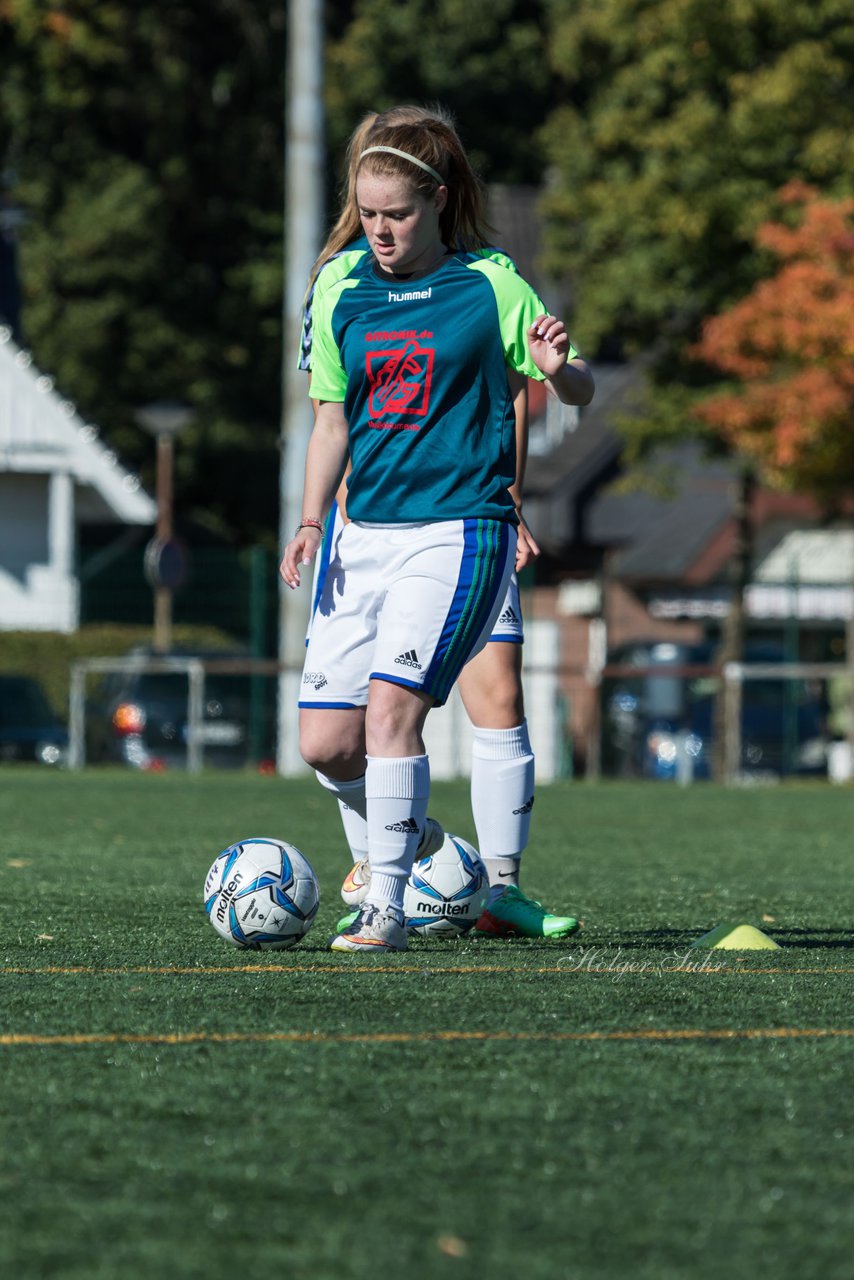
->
[[1, 0, 556, 547], [6, 0, 854, 550], [691, 182, 854, 776], [540, 0, 854, 359], [1, 0, 286, 545], [692, 182, 854, 506], [537, 1, 854, 776], [325, 0, 554, 185]]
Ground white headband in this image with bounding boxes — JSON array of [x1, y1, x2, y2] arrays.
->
[[359, 145, 445, 185]]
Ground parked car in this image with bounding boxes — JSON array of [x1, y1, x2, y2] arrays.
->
[[0, 675, 68, 765], [85, 649, 276, 770], [601, 640, 829, 780]]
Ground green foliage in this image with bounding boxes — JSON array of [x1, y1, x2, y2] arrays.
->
[[4, 0, 854, 536], [326, 0, 556, 184], [1, 1, 560, 546], [541, 0, 854, 356], [2, 0, 287, 544]]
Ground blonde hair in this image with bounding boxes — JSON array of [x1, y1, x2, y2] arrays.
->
[[309, 104, 491, 286]]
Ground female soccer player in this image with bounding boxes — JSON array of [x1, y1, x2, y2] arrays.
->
[[302, 107, 585, 940], [281, 110, 593, 951]]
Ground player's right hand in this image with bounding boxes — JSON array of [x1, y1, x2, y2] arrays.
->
[[279, 527, 323, 589]]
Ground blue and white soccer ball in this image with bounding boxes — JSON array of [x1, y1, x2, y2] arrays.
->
[[403, 834, 488, 938], [204, 837, 320, 950]]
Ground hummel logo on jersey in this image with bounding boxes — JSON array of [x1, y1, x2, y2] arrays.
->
[[394, 649, 422, 669], [303, 670, 328, 690], [388, 287, 432, 302], [499, 606, 519, 625], [512, 795, 535, 815], [385, 817, 420, 834]]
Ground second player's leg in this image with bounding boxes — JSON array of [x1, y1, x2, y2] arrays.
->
[[458, 633, 581, 941], [457, 638, 525, 729], [457, 641, 534, 883]]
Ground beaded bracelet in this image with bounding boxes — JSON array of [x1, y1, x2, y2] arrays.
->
[[296, 518, 324, 535]]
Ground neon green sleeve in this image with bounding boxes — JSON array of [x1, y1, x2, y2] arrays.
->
[[469, 260, 578, 379], [299, 249, 367, 373], [307, 282, 351, 402], [477, 246, 519, 275]]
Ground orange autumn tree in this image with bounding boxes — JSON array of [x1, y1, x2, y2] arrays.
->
[[692, 182, 854, 503]]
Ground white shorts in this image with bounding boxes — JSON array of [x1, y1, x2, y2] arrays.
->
[[300, 518, 515, 708], [308, 505, 524, 645], [489, 572, 523, 643]]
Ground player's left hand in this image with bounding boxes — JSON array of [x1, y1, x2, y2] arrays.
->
[[515, 517, 541, 570], [527, 315, 569, 378]]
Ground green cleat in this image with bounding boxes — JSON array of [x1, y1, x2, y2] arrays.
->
[[335, 910, 359, 933], [474, 885, 580, 939]]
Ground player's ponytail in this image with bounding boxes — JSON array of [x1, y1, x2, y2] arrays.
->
[[307, 111, 378, 290]]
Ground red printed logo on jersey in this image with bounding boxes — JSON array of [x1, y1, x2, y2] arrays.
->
[[366, 339, 434, 422]]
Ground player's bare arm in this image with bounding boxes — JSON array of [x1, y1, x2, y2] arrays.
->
[[528, 314, 595, 406], [506, 369, 540, 571], [279, 401, 349, 589]]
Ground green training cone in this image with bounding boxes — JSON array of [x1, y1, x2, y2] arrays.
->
[[691, 923, 782, 950]]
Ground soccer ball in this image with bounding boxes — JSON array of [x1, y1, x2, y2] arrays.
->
[[403, 834, 488, 938], [204, 837, 320, 950]]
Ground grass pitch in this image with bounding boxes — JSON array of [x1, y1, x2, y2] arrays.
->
[[1, 771, 852, 1279]]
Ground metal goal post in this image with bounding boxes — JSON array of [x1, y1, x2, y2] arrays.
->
[[68, 655, 285, 773]]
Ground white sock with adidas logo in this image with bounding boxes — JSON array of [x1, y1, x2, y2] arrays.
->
[[365, 754, 430, 912], [315, 771, 368, 863], [470, 722, 535, 887]]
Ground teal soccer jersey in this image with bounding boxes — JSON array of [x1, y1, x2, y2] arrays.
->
[[299, 239, 519, 373], [309, 251, 577, 524]]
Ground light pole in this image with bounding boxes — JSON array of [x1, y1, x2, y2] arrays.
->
[[135, 400, 195, 652], [278, 0, 324, 774]]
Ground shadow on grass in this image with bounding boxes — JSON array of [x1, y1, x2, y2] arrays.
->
[[590, 927, 854, 951], [770, 928, 854, 950]]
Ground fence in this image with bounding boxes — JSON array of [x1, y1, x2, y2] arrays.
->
[[66, 648, 853, 784], [67, 622, 572, 779], [68, 654, 281, 773], [79, 543, 276, 654]]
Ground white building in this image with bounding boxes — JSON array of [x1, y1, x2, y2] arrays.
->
[[0, 325, 155, 633]]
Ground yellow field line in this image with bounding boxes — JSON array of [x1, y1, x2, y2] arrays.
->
[[1, 1027, 852, 1048], [2, 964, 853, 976]]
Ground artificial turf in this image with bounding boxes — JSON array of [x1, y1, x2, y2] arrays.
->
[[1, 771, 852, 1279]]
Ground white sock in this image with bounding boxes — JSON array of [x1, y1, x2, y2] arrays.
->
[[365, 754, 430, 912], [484, 859, 521, 898], [470, 722, 535, 887], [315, 771, 368, 863]]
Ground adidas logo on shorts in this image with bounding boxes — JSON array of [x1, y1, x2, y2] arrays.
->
[[394, 649, 422, 669], [499, 606, 519, 625], [385, 817, 420, 834], [512, 795, 535, 815]]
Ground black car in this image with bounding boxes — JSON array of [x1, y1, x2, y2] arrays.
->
[[85, 650, 276, 770], [0, 675, 68, 765], [601, 641, 829, 780]]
